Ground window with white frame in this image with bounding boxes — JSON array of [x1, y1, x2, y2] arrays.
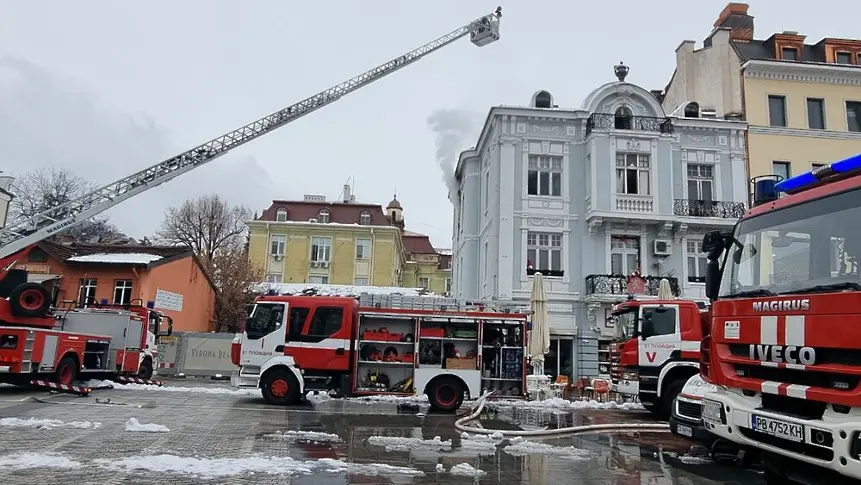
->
[[318, 209, 330, 223], [78, 278, 97, 306], [418, 277, 430, 289], [359, 211, 371, 225], [276, 209, 288, 222], [355, 238, 371, 260], [309, 275, 329, 284], [354, 277, 369, 286], [615, 153, 650, 195], [610, 235, 639, 275], [527, 155, 562, 196], [686, 240, 707, 283], [527, 232, 562, 272], [267, 273, 282, 284], [113, 280, 133, 305], [270, 235, 286, 256], [310, 236, 331, 262], [686, 164, 713, 201]]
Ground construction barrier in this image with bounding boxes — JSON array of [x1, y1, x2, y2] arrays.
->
[[157, 332, 238, 378]]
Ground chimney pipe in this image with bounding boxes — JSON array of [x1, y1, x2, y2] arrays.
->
[[343, 184, 351, 204]]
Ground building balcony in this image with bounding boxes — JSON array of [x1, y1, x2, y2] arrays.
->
[[584, 274, 680, 298], [527, 268, 564, 278], [673, 199, 746, 219], [585, 113, 674, 136], [615, 194, 654, 213]]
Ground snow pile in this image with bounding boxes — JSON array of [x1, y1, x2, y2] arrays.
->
[[459, 432, 502, 453], [346, 394, 428, 404], [260, 283, 433, 297], [124, 418, 170, 433], [367, 435, 452, 452], [0, 417, 101, 430], [503, 438, 592, 460], [67, 253, 163, 264], [449, 463, 486, 476], [94, 453, 423, 478], [85, 380, 261, 397], [664, 451, 712, 465], [0, 452, 82, 470], [493, 397, 645, 411], [262, 430, 342, 443]]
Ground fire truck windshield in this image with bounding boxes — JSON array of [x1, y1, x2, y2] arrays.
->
[[613, 309, 638, 340], [720, 187, 861, 298]]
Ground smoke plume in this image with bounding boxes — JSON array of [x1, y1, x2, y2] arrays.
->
[[427, 109, 473, 201]]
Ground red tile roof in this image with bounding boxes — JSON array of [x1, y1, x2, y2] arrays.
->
[[37, 241, 191, 263], [259, 200, 393, 226]]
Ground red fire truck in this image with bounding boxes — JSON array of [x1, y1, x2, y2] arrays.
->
[[699, 153, 861, 484], [231, 293, 530, 412], [609, 297, 708, 418]]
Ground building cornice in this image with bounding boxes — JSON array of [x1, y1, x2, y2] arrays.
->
[[247, 220, 400, 232], [748, 125, 861, 141], [742, 59, 861, 86], [671, 118, 748, 131]]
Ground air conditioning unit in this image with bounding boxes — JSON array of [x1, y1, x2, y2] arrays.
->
[[321, 262, 330, 268], [310, 261, 319, 268], [308, 218, 318, 223], [272, 254, 283, 261], [653, 239, 672, 256]]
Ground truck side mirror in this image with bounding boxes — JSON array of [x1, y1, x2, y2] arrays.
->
[[159, 316, 173, 337], [705, 259, 721, 301]]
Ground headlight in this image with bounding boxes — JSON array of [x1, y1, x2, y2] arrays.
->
[[702, 399, 725, 424], [622, 372, 638, 381]]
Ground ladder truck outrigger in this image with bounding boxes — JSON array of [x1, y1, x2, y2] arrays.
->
[[699, 153, 861, 485], [0, 7, 504, 394]]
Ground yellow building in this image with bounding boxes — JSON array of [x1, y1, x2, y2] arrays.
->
[[401, 230, 452, 295], [248, 184, 450, 291], [660, 3, 861, 188]]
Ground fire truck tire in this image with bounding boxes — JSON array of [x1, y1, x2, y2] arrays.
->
[[261, 369, 300, 406], [660, 377, 687, 419], [55, 356, 78, 385], [138, 359, 154, 379], [9, 283, 52, 318], [427, 376, 464, 412]]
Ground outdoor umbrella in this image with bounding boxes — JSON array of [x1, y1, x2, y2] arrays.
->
[[528, 272, 551, 375], [658, 278, 674, 300]]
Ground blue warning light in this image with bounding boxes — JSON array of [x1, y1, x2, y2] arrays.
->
[[775, 153, 861, 193]]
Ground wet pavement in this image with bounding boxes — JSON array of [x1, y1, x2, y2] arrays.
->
[[0, 380, 765, 484]]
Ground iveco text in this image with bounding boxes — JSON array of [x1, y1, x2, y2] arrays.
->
[[748, 345, 816, 365]]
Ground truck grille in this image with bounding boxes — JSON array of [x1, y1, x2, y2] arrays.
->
[[676, 400, 702, 421]]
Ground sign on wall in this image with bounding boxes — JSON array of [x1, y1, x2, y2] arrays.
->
[[182, 336, 235, 372], [154, 288, 184, 312]]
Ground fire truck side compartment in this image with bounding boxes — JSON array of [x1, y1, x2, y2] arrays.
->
[[62, 311, 143, 371]]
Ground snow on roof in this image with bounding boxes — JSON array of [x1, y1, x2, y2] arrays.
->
[[259, 283, 435, 297], [435, 248, 452, 255], [66, 253, 164, 264]]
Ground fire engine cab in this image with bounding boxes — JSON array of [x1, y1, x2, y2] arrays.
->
[[700, 153, 861, 484], [231, 293, 530, 412], [609, 297, 708, 418]]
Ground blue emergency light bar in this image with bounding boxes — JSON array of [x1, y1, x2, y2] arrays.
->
[[774, 153, 861, 193], [146, 300, 155, 309]]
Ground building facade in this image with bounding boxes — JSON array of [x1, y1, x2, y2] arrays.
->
[[661, 2, 861, 189], [452, 65, 748, 381], [19, 241, 216, 332], [249, 184, 450, 290]]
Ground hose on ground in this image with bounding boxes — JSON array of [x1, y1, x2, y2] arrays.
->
[[455, 392, 671, 438]]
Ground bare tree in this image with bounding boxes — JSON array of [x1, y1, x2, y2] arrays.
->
[[203, 240, 264, 332], [10, 166, 124, 243], [157, 194, 249, 261]]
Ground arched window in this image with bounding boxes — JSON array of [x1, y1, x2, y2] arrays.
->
[[534, 91, 552, 109], [614, 107, 633, 130], [359, 211, 371, 225], [276, 209, 288, 222], [684, 102, 700, 118], [318, 209, 330, 223]]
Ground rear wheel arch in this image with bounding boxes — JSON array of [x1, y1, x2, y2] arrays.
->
[[425, 375, 467, 412], [658, 362, 699, 397]]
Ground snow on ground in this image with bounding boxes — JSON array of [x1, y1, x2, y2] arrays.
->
[[344, 393, 428, 404], [663, 451, 712, 464], [0, 417, 101, 430], [366, 435, 452, 452], [491, 397, 645, 411], [124, 417, 170, 433], [503, 437, 592, 460], [0, 452, 83, 470], [449, 463, 486, 476], [85, 380, 261, 397], [459, 432, 503, 453], [262, 430, 342, 443]]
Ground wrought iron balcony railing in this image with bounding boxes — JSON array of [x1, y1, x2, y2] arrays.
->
[[584, 274, 680, 297], [585, 113, 674, 136], [673, 199, 746, 219]]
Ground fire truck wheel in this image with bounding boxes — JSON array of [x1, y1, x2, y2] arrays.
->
[[261, 369, 300, 406], [9, 283, 52, 318], [138, 359, 154, 380], [427, 377, 464, 412], [660, 377, 687, 419], [55, 356, 78, 385]]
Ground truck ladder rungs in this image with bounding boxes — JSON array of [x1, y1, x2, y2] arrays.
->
[[29, 380, 92, 397], [115, 376, 163, 386]]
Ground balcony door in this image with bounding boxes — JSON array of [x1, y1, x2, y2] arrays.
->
[[610, 236, 640, 276]]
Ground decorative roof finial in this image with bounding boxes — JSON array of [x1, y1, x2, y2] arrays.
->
[[614, 61, 629, 82]]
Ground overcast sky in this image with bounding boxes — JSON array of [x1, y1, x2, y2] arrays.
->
[[1, 1, 855, 247]]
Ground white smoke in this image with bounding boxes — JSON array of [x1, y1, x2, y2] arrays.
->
[[426, 109, 473, 201]]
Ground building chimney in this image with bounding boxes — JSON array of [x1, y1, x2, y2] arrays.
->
[[343, 184, 351, 204], [714, 3, 754, 42]]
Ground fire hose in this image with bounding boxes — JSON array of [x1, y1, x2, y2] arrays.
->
[[455, 392, 671, 437]]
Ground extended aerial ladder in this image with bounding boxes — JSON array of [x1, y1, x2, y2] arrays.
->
[[0, 7, 502, 260]]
